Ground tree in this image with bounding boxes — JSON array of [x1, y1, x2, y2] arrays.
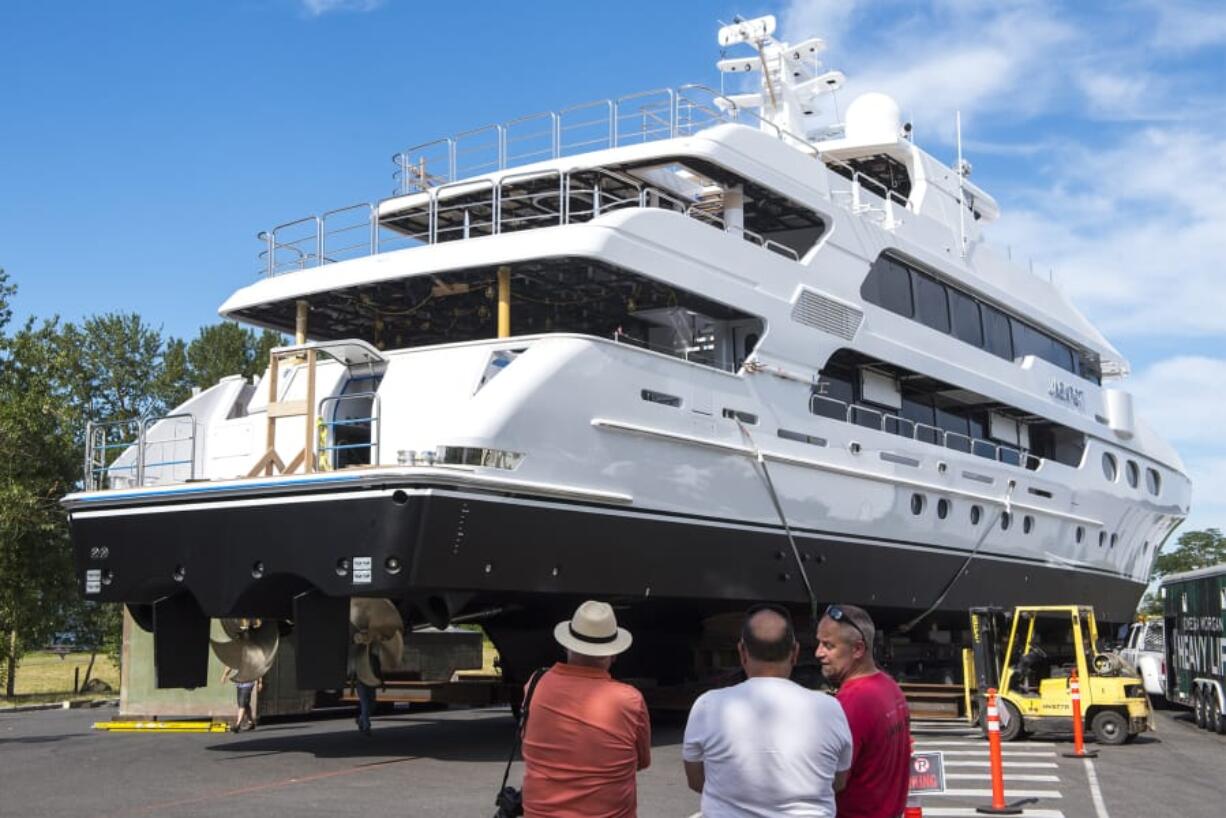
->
[[0, 309, 78, 697], [1138, 528, 1226, 615], [185, 322, 284, 391]]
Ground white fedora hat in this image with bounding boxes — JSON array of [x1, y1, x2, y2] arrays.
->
[[554, 601, 633, 657]]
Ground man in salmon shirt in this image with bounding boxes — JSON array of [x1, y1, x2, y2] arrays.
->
[[521, 600, 651, 817], [816, 604, 911, 818]]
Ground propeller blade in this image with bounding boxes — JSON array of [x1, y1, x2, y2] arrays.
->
[[353, 644, 381, 687], [211, 619, 279, 683]]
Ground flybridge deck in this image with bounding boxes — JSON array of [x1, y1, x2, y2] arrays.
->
[[255, 84, 907, 278]]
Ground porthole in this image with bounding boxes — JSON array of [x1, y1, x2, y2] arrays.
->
[[937, 498, 950, 519], [1099, 531, 1106, 548], [910, 493, 925, 515], [1102, 452, 1118, 482], [1076, 526, 1084, 544], [1126, 460, 1139, 488], [970, 505, 982, 525], [1146, 468, 1161, 496], [1000, 512, 1011, 531], [1110, 533, 1118, 549], [1023, 515, 1034, 534]]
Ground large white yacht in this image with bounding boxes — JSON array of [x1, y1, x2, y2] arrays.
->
[[65, 17, 1190, 688]]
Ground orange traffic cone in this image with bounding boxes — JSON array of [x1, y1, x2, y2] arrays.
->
[[976, 688, 1032, 815], [1062, 671, 1098, 758]]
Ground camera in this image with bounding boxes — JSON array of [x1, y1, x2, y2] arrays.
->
[[492, 785, 523, 818]]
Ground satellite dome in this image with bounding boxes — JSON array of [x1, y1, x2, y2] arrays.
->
[[844, 92, 903, 145]]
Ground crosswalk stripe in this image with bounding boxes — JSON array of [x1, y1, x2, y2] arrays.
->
[[936, 750, 1057, 757], [945, 773, 1060, 782], [928, 788, 1062, 798], [916, 809, 1065, 818], [944, 760, 1059, 769]]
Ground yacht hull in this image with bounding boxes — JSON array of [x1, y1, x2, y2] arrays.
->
[[70, 479, 1145, 678]]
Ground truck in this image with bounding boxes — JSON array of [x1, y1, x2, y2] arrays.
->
[[1161, 564, 1226, 733], [1119, 617, 1166, 698]]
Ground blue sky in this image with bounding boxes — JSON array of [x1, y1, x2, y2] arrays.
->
[[2, 1, 1223, 531]]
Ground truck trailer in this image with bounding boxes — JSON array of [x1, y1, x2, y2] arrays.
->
[[1162, 564, 1226, 732]]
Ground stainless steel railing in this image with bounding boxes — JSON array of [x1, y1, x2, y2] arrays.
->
[[258, 164, 804, 276], [84, 413, 198, 490], [317, 392, 380, 470], [808, 393, 1041, 471]]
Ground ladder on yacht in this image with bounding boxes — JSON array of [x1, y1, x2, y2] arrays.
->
[[248, 346, 319, 477]]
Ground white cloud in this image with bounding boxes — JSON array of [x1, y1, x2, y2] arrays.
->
[[1125, 356, 1226, 530], [1144, 0, 1226, 51], [301, 0, 384, 16], [990, 127, 1226, 338]]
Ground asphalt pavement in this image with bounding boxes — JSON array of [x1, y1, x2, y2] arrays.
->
[[1, 703, 1223, 817]]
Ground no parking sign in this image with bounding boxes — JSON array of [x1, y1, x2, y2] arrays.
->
[[909, 751, 947, 794]]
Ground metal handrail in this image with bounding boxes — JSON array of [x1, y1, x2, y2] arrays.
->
[[807, 393, 1042, 471], [139, 413, 197, 486], [262, 163, 809, 275], [318, 392, 380, 469]]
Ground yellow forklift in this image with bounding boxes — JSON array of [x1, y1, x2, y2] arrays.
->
[[965, 605, 1151, 745]]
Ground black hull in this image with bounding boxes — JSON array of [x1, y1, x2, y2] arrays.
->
[[70, 482, 1145, 629]]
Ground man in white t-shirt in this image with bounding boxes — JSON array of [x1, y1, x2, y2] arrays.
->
[[682, 604, 852, 818]]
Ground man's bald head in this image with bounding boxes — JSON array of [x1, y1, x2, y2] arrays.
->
[[741, 605, 797, 662]]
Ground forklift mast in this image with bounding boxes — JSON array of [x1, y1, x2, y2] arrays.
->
[[969, 606, 1007, 691]]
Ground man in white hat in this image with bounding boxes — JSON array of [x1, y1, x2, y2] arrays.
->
[[521, 600, 651, 818]]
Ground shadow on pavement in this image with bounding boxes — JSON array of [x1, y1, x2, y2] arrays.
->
[[206, 708, 686, 761]]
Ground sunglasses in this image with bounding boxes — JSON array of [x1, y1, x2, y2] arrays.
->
[[824, 604, 867, 645]]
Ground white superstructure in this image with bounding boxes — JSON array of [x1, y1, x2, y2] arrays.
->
[[65, 18, 1189, 688]]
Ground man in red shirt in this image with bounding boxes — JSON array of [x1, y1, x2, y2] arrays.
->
[[521, 601, 651, 817], [816, 604, 911, 818]]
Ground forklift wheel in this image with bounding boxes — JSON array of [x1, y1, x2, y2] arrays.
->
[[1091, 710, 1128, 746], [998, 699, 1025, 742]]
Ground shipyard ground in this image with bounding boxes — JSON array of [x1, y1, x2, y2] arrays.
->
[[2, 705, 1223, 818]]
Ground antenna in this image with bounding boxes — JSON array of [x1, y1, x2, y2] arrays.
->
[[956, 111, 968, 259]]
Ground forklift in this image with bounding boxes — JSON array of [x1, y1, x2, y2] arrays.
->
[[965, 605, 1151, 745]]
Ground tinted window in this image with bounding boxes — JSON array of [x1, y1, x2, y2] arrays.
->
[[1102, 452, 1118, 481], [861, 258, 913, 317], [913, 272, 951, 333], [937, 407, 970, 452], [949, 288, 983, 347], [901, 393, 938, 444], [811, 369, 853, 419], [1126, 460, 1140, 488], [1050, 340, 1074, 372], [982, 305, 1013, 360], [1146, 468, 1161, 496], [1011, 318, 1048, 363]]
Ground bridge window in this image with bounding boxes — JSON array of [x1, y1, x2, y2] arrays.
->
[[860, 252, 1095, 383], [913, 272, 951, 333]]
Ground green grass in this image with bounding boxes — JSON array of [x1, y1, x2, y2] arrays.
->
[[1, 651, 120, 707]]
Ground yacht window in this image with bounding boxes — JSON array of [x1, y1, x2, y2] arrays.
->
[[937, 498, 950, 519], [1099, 531, 1106, 547], [949, 288, 983, 347], [1126, 460, 1140, 488], [1001, 511, 1011, 530], [901, 393, 939, 444], [913, 272, 951, 333], [1146, 467, 1161, 496], [811, 369, 855, 420], [970, 505, 982, 525], [936, 407, 971, 452], [861, 257, 913, 318], [982, 305, 1013, 361], [641, 389, 682, 407], [1102, 452, 1118, 482], [1076, 526, 1084, 543]]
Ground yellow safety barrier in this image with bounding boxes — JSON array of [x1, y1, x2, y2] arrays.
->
[[93, 720, 229, 733]]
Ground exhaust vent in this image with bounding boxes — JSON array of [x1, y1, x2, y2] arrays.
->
[[791, 289, 863, 340]]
